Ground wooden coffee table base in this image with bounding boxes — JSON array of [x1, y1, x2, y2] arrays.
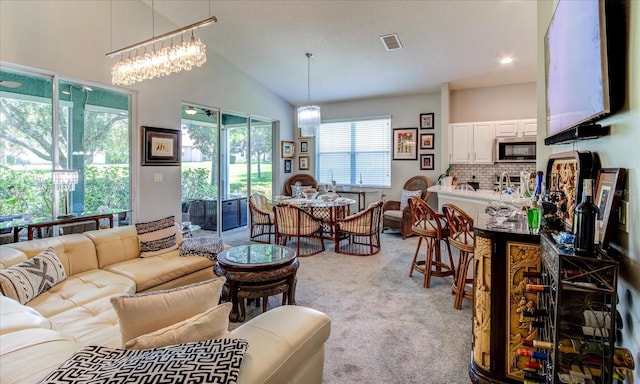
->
[[214, 258, 299, 322]]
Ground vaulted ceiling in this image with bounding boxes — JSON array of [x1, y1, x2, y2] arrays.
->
[[139, 0, 538, 106]]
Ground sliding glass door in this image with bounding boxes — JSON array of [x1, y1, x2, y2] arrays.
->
[[181, 107, 272, 233]]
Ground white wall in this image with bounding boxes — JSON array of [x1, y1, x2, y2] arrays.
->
[[0, 0, 295, 224], [450, 82, 537, 122], [537, 2, 640, 380], [319, 93, 441, 207]]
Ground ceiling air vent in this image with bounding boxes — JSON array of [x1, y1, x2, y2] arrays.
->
[[380, 33, 403, 51]]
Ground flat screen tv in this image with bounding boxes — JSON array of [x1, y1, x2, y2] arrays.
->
[[544, 0, 626, 145]]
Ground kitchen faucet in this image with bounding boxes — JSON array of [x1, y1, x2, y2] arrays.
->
[[497, 172, 513, 192]]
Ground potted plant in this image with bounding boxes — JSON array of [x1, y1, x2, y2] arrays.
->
[[436, 165, 454, 186]]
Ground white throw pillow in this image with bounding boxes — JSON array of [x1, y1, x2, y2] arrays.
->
[[400, 189, 422, 210], [124, 302, 232, 350], [110, 278, 225, 346]]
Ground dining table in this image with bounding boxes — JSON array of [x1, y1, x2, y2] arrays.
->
[[272, 196, 356, 251]]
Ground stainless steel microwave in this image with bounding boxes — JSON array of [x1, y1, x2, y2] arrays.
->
[[495, 136, 536, 162]]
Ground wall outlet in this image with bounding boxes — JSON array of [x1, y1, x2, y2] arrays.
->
[[153, 173, 163, 183], [617, 200, 629, 233]]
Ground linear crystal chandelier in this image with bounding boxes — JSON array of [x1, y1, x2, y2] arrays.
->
[[298, 53, 321, 137], [106, 9, 216, 86]]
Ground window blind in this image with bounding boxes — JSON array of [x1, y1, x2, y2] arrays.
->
[[315, 116, 391, 188]]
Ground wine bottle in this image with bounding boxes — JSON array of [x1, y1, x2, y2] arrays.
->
[[523, 271, 544, 279], [526, 284, 554, 293], [522, 369, 548, 383], [523, 309, 550, 318], [525, 360, 543, 370], [517, 348, 549, 360], [573, 179, 600, 256], [522, 339, 554, 350]]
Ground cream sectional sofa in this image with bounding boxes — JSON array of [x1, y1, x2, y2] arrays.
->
[[0, 225, 331, 384]]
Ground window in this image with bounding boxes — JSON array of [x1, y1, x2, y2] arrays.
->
[[0, 67, 132, 220], [316, 116, 391, 188]]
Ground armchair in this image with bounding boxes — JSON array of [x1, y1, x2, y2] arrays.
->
[[335, 201, 383, 256], [283, 174, 319, 196], [382, 175, 433, 239], [249, 193, 275, 243]]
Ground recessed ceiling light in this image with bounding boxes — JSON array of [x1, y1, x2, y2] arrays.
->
[[0, 80, 22, 88], [500, 57, 513, 64]]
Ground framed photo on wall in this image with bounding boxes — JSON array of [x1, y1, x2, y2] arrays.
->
[[299, 156, 310, 170], [299, 140, 309, 153], [420, 133, 435, 150], [420, 113, 434, 129], [281, 141, 295, 158], [420, 154, 435, 170], [142, 126, 180, 166], [595, 168, 625, 250], [284, 159, 292, 173], [392, 128, 418, 160]]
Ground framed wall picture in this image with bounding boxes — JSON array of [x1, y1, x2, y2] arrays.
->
[[420, 113, 434, 129], [420, 133, 435, 150], [284, 159, 292, 173], [142, 126, 180, 166], [420, 154, 435, 170], [595, 168, 625, 250], [299, 156, 310, 170], [299, 139, 309, 153], [392, 128, 418, 160], [281, 141, 295, 158]]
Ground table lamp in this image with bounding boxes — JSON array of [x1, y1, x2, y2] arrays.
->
[[53, 169, 79, 218]]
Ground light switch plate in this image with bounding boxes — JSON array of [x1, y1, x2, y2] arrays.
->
[[153, 173, 163, 183]]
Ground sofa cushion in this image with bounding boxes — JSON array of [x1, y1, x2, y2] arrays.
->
[[28, 269, 136, 318], [0, 295, 53, 335], [110, 278, 225, 345], [103, 248, 214, 292], [0, 328, 82, 384], [47, 296, 122, 348], [40, 339, 248, 384], [135, 216, 178, 257], [0, 247, 67, 304], [124, 302, 232, 350], [400, 189, 422, 210]]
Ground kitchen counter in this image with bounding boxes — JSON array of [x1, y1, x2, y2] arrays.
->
[[427, 185, 530, 218]]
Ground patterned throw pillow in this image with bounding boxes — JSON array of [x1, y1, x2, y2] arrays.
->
[[400, 189, 422, 210], [0, 247, 66, 304], [40, 338, 249, 384], [135, 216, 178, 257]]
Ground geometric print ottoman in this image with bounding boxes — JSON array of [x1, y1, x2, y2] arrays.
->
[[40, 338, 248, 384]]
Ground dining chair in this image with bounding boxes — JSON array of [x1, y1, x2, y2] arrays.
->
[[248, 193, 275, 243], [335, 201, 383, 256], [407, 196, 455, 288], [273, 203, 325, 256]]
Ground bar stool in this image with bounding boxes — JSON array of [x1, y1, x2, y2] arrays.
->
[[407, 197, 455, 288], [442, 203, 475, 310]]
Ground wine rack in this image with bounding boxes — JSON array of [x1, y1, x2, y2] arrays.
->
[[526, 234, 619, 383]]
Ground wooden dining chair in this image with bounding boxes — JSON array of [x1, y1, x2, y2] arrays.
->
[[249, 193, 275, 243], [273, 203, 325, 256], [335, 201, 383, 256]]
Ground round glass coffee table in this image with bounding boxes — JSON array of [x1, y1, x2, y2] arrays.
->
[[214, 244, 298, 322]]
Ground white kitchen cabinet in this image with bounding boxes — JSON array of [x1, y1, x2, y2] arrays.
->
[[494, 118, 537, 137], [449, 122, 494, 164]]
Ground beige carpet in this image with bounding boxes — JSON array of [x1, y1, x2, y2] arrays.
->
[[217, 229, 474, 384]]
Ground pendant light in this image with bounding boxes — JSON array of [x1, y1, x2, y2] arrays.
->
[[297, 53, 321, 137]]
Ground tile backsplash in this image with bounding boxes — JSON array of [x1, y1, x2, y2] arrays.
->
[[450, 163, 537, 190]]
